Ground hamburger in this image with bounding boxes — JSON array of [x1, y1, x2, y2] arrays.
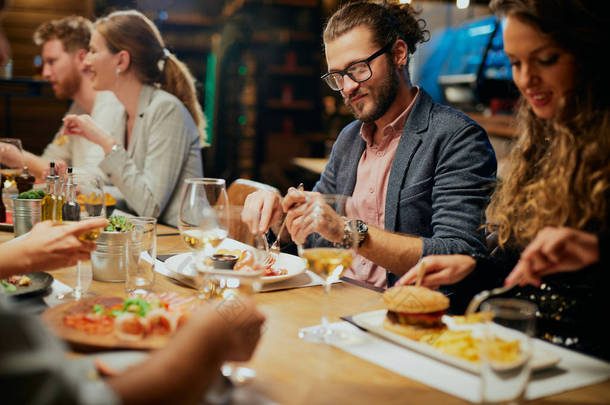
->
[[382, 286, 450, 340]]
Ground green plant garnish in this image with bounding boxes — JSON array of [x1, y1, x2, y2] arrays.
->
[[17, 189, 45, 199], [1, 280, 17, 292], [105, 215, 135, 232]]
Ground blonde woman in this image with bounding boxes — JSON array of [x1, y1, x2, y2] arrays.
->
[[62, 10, 204, 227], [399, 0, 610, 360]]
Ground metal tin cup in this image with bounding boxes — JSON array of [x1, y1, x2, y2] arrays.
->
[[12, 197, 42, 236], [91, 231, 140, 282]]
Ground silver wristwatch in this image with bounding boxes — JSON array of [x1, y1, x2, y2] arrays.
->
[[341, 218, 368, 249]]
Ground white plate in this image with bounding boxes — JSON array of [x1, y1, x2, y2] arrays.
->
[[164, 239, 306, 286], [351, 309, 561, 374]]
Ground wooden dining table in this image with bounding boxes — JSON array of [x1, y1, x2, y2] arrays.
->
[[2, 224, 610, 404]]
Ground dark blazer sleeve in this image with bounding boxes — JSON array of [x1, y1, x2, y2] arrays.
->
[[420, 116, 497, 257]]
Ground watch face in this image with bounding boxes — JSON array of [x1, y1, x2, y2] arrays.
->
[[356, 221, 368, 233]]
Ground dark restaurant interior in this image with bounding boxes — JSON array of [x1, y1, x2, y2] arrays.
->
[[2, 0, 610, 404], [1, 0, 518, 191]]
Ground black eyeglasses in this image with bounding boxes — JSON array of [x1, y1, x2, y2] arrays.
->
[[321, 42, 394, 91]]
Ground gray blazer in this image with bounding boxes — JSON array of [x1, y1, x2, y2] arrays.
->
[[99, 85, 203, 227], [314, 89, 497, 285]]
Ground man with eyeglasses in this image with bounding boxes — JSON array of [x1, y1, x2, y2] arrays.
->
[[242, 1, 496, 293]]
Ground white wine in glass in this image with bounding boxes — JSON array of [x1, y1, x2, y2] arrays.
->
[[178, 178, 230, 294], [297, 194, 357, 343]]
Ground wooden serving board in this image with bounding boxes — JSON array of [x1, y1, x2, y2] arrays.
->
[[41, 296, 171, 351]]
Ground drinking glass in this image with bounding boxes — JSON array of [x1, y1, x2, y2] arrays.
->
[[0, 138, 24, 208], [212, 234, 266, 386], [178, 178, 230, 295], [297, 194, 357, 343], [480, 298, 537, 405], [125, 217, 157, 295], [58, 171, 106, 300]]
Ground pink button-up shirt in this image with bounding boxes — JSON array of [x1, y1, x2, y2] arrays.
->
[[343, 88, 420, 288]]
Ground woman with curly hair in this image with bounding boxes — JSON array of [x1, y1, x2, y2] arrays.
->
[[398, 0, 610, 359]]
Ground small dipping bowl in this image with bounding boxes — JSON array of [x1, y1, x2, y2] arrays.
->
[[211, 254, 239, 270]]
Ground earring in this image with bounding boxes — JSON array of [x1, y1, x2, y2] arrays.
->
[[115, 68, 121, 77]]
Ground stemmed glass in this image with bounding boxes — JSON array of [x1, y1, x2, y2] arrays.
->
[[57, 171, 106, 300], [0, 138, 24, 210], [297, 194, 357, 343], [178, 178, 230, 296]]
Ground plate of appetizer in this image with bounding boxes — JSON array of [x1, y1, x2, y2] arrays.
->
[[1, 272, 53, 297], [350, 286, 561, 374], [41, 292, 201, 350], [164, 239, 306, 286]]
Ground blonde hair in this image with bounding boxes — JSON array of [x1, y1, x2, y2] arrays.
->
[[95, 10, 205, 141]]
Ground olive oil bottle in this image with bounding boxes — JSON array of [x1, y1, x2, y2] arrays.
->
[[40, 162, 63, 221]]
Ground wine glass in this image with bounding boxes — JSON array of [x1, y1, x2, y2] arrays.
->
[[58, 171, 106, 300], [215, 232, 266, 386], [479, 299, 537, 404], [178, 178, 230, 296], [0, 138, 24, 210], [297, 194, 357, 343]]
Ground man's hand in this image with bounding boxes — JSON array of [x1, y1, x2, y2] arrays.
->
[[285, 192, 343, 245], [397, 254, 476, 288], [19, 218, 109, 271], [506, 227, 600, 287], [241, 190, 284, 234], [0, 141, 23, 168]]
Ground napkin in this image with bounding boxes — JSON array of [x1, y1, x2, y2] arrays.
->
[[43, 279, 74, 308], [305, 321, 610, 403]]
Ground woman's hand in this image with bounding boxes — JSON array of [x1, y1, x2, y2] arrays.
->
[[62, 114, 116, 153], [397, 254, 477, 288], [506, 227, 600, 287]]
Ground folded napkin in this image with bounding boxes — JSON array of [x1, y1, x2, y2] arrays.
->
[[43, 279, 73, 308], [302, 321, 610, 403]]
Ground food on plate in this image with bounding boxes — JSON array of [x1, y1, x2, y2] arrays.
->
[[1, 274, 32, 292], [62, 293, 197, 341], [216, 248, 288, 277], [421, 329, 521, 364], [452, 311, 494, 325], [382, 285, 449, 340]]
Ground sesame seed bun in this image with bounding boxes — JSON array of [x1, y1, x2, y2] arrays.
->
[[383, 286, 449, 314]]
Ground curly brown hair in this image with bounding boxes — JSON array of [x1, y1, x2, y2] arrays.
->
[[33, 15, 93, 53], [486, 0, 610, 248], [323, 0, 429, 70]]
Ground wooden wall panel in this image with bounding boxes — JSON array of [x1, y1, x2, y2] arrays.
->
[[3, 0, 93, 77], [1, 0, 91, 154]]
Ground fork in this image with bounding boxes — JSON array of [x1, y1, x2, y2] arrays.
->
[[464, 283, 516, 315], [268, 183, 304, 257]]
